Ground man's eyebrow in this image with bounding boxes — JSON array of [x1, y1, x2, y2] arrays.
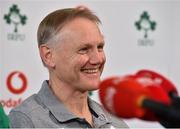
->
[[99, 42, 105, 45], [78, 42, 104, 47], [78, 43, 91, 48]]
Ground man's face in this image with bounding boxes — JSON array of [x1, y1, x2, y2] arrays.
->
[[52, 17, 106, 92]]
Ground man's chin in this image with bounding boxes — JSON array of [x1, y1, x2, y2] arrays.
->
[[87, 82, 100, 90]]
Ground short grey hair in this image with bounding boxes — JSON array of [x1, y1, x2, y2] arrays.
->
[[37, 7, 101, 47]]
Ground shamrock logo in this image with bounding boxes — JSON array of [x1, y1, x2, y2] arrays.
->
[[135, 11, 156, 38], [4, 4, 27, 33]]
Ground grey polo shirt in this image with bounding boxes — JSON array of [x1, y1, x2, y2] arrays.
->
[[9, 80, 128, 128]]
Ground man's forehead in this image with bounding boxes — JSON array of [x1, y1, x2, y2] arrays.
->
[[61, 17, 99, 32], [58, 20, 102, 39]]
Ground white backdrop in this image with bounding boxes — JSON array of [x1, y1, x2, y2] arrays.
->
[[1, 0, 180, 128]]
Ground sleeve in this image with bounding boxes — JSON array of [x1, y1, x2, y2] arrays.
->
[[8, 111, 35, 128]]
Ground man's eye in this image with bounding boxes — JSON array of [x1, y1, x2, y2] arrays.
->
[[98, 45, 104, 51], [78, 47, 88, 54]]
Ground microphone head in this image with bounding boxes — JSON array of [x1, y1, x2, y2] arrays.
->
[[99, 76, 119, 114], [133, 73, 171, 121], [136, 69, 178, 95], [99, 74, 171, 121], [99, 75, 150, 118], [133, 74, 171, 105], [146, 85, 171, 105]]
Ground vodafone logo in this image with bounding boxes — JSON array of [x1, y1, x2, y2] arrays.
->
[[6, 71, 27, 94]]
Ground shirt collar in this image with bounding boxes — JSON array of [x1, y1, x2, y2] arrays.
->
[[88, 97, 112, 127], [38, 80, 112, 126]]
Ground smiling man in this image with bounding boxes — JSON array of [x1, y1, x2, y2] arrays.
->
[[8, 7, 128, 128]]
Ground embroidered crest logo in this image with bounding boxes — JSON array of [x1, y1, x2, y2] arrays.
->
[[135, 11, 157, 46], [135, 11, 156, 39], [4, 4, 27, 33]]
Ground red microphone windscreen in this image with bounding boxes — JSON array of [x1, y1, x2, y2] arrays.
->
[[99, 76, 119, 114], [136, 69, 178, 95], [140, 85, 171, 121], [146, 85, 171, 105], [99, 76, 150, 118]]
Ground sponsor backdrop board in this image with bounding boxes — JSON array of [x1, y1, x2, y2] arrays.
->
[[1, 0, 180, 128]]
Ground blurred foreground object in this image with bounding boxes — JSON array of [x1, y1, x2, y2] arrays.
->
[[0, 103, 9, 128]]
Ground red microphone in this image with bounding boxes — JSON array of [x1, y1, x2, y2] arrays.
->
[[133, 74, 171, 106], [139, 85, 171, 121], [99, 74, 180, 128], [136, 69, 178, 95], [132, 73, 172, 121], [99, 76, 171, 119], [136, 69, 180, 108], [99, 76, 149, 118]]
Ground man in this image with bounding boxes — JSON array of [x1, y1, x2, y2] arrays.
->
[[9, 7, 128, 128]]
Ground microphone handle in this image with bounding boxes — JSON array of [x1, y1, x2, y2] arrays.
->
[[142, 98, 180, 121], [169, 92, 180, 108]]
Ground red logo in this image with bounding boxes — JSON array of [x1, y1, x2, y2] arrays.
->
[[6, 71, 27, 94]]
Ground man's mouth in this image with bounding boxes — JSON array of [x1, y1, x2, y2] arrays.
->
[[81, 67, 100, 74]]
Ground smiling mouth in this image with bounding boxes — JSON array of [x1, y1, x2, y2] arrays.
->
[[81, 67, 100, 74]]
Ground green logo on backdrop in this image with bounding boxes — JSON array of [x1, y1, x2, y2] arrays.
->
[[4, 4, 27, 41], [88, 91, 93, 96], [135, 11, 157, 46]]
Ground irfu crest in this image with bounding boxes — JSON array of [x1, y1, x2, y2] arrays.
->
[[135, 11, 156, 38], [4, 4, 27, 33]]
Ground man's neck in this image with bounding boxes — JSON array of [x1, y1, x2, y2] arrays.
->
[[48, 77, 93, 126]]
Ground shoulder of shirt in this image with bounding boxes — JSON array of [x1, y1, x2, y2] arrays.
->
[[9, 94, 44, 115]]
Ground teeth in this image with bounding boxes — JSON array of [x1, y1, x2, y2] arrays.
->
[[82, 68, 99, 73]]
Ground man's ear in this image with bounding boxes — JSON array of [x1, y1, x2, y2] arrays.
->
[[39, 44, 55, 68]]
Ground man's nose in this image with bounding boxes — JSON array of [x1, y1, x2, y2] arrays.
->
[[89, 50, 104, 65]]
